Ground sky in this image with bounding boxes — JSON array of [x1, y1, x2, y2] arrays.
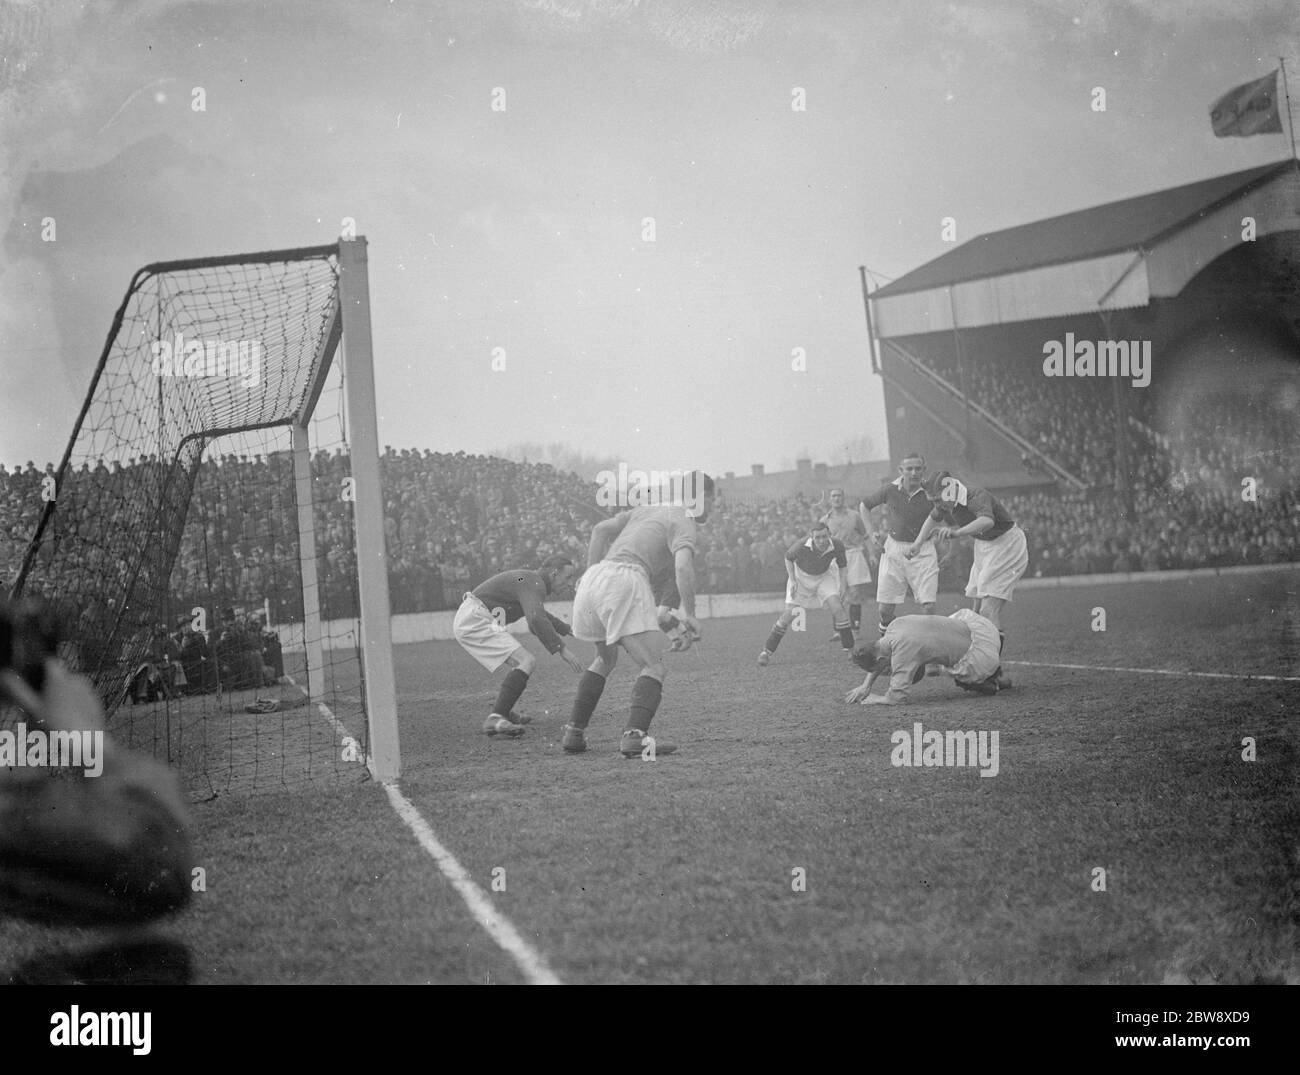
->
[[0, 0, 1296, 477]]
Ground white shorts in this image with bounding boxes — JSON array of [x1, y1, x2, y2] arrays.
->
[[786, 567, 841, 609], [877, 536, 939, 605], [966, 525, 1029, 602], [947, 608, 1002, 684], [453, 593, 523, 673], [844, 546, 872, 587], [571, 560, 660, 645]]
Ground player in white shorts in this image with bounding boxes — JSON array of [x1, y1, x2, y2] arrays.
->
[[905, 471, 1029, 691], [821, 487, 871, 636], [859, 453, 940, 627], [757, 521, 857, 666], [562, 472, 713, 759], [453, 556, 584, 737]]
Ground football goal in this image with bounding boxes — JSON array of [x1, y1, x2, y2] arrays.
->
[[8, 238, 400, 796]]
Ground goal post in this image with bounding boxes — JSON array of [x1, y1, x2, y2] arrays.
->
[[8, 236, 401, 792], [336, 238, 399, 783]]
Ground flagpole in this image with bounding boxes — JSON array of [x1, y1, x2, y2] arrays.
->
[[1281, 57, 1298, 160]]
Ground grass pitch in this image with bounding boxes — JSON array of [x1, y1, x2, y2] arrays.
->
[[3, 570, 1297, 984]]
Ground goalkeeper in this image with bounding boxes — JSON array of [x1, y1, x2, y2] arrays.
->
[[845, 608, 1006, 706]]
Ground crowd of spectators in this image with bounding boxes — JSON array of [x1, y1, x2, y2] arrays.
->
[[2, 376, 1297, 630]]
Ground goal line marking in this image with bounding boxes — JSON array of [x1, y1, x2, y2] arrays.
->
[[381, 781, 563, 986], [1005, 660, 1300, 683], [288, 674, 560, 983]]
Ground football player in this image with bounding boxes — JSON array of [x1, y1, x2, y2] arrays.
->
[[453, 555, 584, 737], [562, 472, 713, 758], [821, 487, 871, 634], [845, 608, 1004, 705], [858, 452, 939, 631], [757, 521, 856, 666], [904, 470, 1029, 689]]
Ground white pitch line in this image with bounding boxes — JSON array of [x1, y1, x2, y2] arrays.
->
[[282, 673, 365, 761], [1005, 660, 1300, 683], [381, 781, 562, 986], [287, 674, 560, 982]]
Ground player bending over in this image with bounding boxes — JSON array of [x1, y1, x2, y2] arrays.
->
[[904, 471, 1028, 690], [562, 472, 713, 758], [845, 608, 1004, 705], [757, 521, 856, 666], [453, 555, 584, 737]]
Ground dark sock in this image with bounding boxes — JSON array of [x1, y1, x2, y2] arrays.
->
[[764, 621, 788, 653], [569, 670, 606, 730], [998, 633, 1005, 654], [878, 615, 893, 634], [911, 664, 927, 685], [491, 669, 529, 720], [626, 674, 663, 735], [850, 603, 862, 629], [836, 622, 855, 650]]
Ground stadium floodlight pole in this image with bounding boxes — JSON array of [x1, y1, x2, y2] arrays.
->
[[337, 237, 401, 783], [858, 266, 880, 375]]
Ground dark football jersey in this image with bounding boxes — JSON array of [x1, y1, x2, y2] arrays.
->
[[786, 536, 847, 575]]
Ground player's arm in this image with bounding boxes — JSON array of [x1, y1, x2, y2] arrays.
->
[[519, 582, 582, 670], [906, 512, 941, 557], [938, 491, 995, 539], [784, 539, 802, 583], [832, 541, 847, 592], [859, 487, 887, 512], [862, 662, 915, 704], [942, 515, 994, 540], [845, 667, 883, 704], [586, 512, 630, 567], [544, 610, 572, 638], [673, 546, 698, 620]]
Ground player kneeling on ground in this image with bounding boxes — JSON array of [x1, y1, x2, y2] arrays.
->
[[453, 556, 584, 737], [758, 521, 855, 666], [845, 608, 1006, 706]]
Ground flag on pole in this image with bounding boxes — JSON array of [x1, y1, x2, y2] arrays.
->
[[1210, 70, 1283, 137]]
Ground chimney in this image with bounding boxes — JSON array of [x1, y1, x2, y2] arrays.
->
[[795, 458, 812, 476], [751, 464, 765, 477], [814, 463, 828, 483], [725, 471, 735, 480]]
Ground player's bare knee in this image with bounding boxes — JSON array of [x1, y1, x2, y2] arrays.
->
[[512, 649, 536, 675]]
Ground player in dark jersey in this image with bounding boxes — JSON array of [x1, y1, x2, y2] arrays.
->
[[905, 471, 1029, 690], [757, 521, 856, 665], [452, 555, 583, 737], [859, 452, 940, 634]]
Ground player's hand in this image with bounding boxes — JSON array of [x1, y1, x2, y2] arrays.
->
[[932, 526, 954, 541], [861, 694, 896, 705], [682, 616, 702, 640], [845, 684, 870, 704], [558, 646, 583, 673], [902, 542, 919, 559]]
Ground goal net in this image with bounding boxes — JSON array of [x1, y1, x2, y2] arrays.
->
[[8, 239, 399, 797]]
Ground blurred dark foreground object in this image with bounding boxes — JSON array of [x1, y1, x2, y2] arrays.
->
[[9, 937, 193, 986], [0, 598, 194, 982]]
